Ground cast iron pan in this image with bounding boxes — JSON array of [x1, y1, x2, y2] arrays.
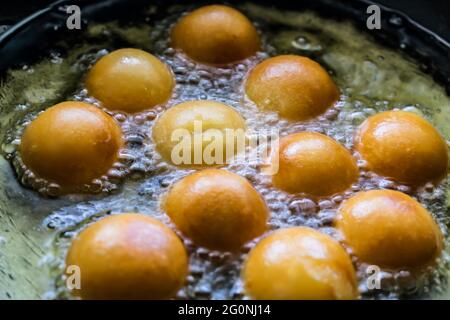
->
[[0, 0, 449, 94]]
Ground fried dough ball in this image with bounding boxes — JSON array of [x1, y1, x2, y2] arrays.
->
[[245, 55, 339, 121], [66, 214, 188, 299], [86, 48, 174, 113], [335, 190, 443, 269], [19, 101, 123, 192], [271, 132, 358, 197], [152, 100, 246, 167], [171, 5, 260, 65], [355, 110, 448, 185], [242, 227, 358, 300], [164, 169, 269, 251]]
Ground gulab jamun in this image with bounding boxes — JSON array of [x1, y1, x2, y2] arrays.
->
[[355, 110, 448, 185], [245, 55, 339, 121], [335, 190, 443, 269], [164, 169, 269, 251], [66, 213, 188, 299], [271, 132, 358, 197], [86, 48, 174, 113], [20, 101, 123, 192], [171, 5, 260, 65], [152, 100, 246, 167], [242, 227, 358, 300]]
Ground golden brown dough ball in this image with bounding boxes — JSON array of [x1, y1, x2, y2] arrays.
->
[[271, 132, 358, 197], [335, 190, 443, 269], [19, 101, 123, 193], [355, 110, 448, 185], [242, 227, 358, 300], [152, 100, 246, 167], [245, 55, 339, 121], [171, 5, 260, 65], [164, 169, 269, 251], [86, 48, 174, 113], [66, 214, 188, 300]]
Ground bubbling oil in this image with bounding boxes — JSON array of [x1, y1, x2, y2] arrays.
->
[[0, 3, 449, 299]]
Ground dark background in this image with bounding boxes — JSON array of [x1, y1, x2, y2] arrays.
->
[[0, 0, 449, 42]]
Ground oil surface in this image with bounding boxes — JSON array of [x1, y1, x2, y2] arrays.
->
[[0, 3, 449, 299]]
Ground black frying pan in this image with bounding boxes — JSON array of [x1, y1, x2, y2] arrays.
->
[[0, 0, 449, 93]]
